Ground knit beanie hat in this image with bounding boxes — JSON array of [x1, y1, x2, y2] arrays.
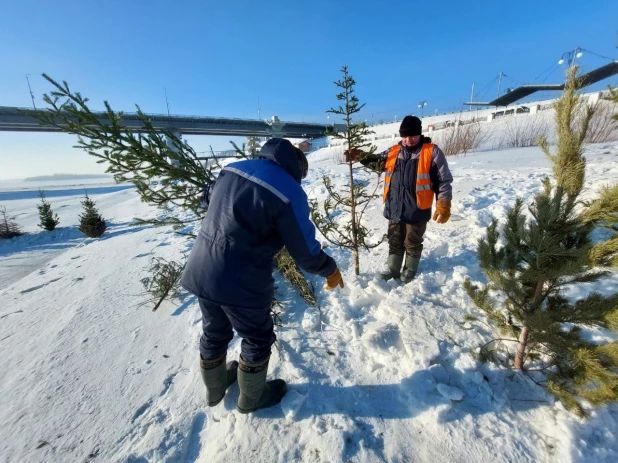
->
[[295, 147, 308, 179], [399, 116, 422, 137]]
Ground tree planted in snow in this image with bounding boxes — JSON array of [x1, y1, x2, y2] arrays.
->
[[37, 189, 60, 231], [310, 65, 383, 276], [465, 68, 618, 415], [78, 194, 106, 238], [0, 206, 23, 239]]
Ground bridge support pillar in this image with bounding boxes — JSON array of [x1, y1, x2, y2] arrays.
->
[[266, 116, 285, 138], [165, 131, 183, 167]]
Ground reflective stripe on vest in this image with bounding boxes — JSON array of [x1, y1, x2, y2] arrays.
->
[[382, 144, 435, 210]]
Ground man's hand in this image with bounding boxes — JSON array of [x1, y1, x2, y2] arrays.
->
[[324, 268, 344, 290], [344, 149, 362, 163], [432, 199, 451, 224]]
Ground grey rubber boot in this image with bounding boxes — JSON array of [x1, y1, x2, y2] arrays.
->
[[237, 355, 287, 414], [200, 355, 239, 407], [380, 254, 404, 281], [401, 255, 421, 283]]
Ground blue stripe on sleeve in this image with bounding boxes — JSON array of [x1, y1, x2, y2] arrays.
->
[[227, 160, 322, 256]]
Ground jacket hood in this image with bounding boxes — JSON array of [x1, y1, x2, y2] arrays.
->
[[259, 138, 303, 183]]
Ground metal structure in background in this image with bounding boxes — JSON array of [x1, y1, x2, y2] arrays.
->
[[418, 100, 427, 118], [0, 106, 341, 138], [465, 60, 618, 108]]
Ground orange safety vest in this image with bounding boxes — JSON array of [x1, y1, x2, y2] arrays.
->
[[383, 144, 435, 210]]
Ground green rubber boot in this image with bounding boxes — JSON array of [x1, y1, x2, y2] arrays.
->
[[200, 355, 239, 407], [380, 254, 404, 281], [401, 255, 421, 283], [236, 355, 287, 414]]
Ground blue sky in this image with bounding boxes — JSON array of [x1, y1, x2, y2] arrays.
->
[[1, 0, 617, 179]]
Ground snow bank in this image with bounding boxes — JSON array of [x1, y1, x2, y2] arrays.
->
[[1, 141, 618, 462]]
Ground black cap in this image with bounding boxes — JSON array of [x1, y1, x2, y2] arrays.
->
[[399, 116, 422, 137]]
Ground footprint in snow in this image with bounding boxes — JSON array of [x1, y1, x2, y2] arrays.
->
[[20, 277, 62, 294], [133, 253, 152, 259]]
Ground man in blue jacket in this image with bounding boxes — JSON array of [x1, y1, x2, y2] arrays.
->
[[181, 138, 343, 414]]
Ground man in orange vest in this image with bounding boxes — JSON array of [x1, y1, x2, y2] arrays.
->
[[348, 115, 453, 282]]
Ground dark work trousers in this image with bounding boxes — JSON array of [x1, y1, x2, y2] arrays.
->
[[198, 297, 275, 364], [388, 221, 428, 258]]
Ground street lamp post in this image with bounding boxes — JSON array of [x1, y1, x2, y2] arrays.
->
[[558, 47, 584, 67], [418, 100, 427, 118]]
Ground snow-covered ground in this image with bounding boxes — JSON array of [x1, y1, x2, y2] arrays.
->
[[1, 137, 618, 462]]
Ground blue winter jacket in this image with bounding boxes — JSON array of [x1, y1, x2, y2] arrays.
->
[[181, 138, 336, 308]]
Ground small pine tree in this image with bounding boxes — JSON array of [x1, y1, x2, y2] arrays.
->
[[0, 206, 23, 239], [78, 194, 106, 238], [37, 189, 60, 231], [465, 68, 618, 415], [310, 65, 384, 275]]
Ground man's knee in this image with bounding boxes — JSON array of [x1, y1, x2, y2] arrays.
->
[[221, 304, 275, 363], [199, 298, 234, 359], [388, 222, 406, 255]]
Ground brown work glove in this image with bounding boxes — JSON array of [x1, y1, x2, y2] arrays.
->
[[324, 268, 344, 290], [344, 149, 361, 163], [432, 199, 451, 224]]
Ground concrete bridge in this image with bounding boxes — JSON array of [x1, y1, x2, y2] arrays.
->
[[0, 106, 340, 138]]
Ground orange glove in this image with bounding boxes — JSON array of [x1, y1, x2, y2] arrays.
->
[[432, 199, 451, 224], [324, 268, 344, 290]]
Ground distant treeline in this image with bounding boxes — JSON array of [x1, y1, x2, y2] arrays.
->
[[24, 174, 112, 182]]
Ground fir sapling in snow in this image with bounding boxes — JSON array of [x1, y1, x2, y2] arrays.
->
[[310, 65, 384, 276], [36, 189, 60, 231], [465, 68, 618, 415], [0, 206, 23, 239], [78, 194, 106, 238]]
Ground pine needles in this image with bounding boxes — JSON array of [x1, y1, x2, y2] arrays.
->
[[466, 67, 618, 415]]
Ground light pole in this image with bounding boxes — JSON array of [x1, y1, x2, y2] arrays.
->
[[25, 74, 36, 110], [418, 100, 427, 118], [558, 47, 584, 67]]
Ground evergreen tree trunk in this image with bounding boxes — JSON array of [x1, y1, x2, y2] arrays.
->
[[348, 153, 359, 275], [343, 67, 360, 276], [310, 65, 384, 276], [514, 326, 530, 370]]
